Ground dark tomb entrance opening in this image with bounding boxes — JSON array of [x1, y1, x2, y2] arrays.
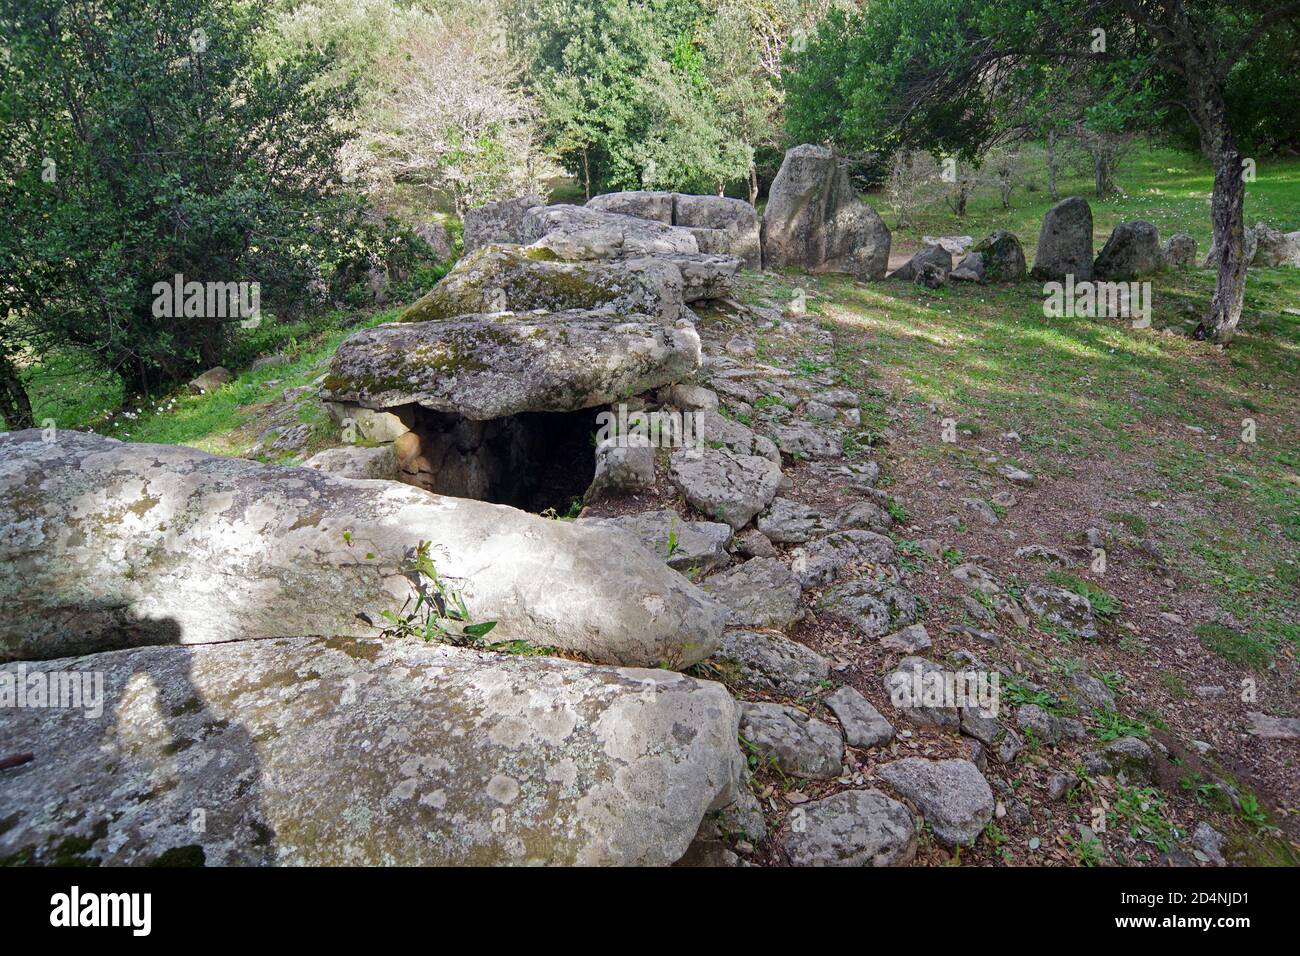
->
[[393, 404, 600, 514]]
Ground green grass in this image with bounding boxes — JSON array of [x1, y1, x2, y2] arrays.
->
[[744, 142, 1300, 678], [25, 308, 402, 460]]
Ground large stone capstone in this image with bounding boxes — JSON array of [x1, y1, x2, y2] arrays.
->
[[0, 431, 725, 667], [321, 310, 701, 420], [398, 244, 686, 324], [522, 204, 701, 259], [761, 144, 891, 279], [0, 636, 743, 865]]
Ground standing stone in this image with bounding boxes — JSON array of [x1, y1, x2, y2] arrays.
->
[[1161, 233, 1197, 268], [1094, 220, 1163, 280], [463, 194, 545, 253], [762, 145, 891, 279], [967, 230, 1026, 282], [877, 757, 994, 848], [782, 790, 916, 866], [1031, 197, 1094, 281]]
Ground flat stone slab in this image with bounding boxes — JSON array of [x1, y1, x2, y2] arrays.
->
[[702, 557, 803, 630], [816, 576, 918, 639], [302, 444, 399, 480], [322, 311, 701, 420], [791, 531, 896, 587], [522, 204, 700, 260], [697, 410, 780, 462], [577, 510, 732, 575], [825, 686, 895, 747], [669, 448, 782, 531], [877, 758, 994, 848], [0, 637, 742, 865], [713, 630, 830, 696], [757, 497, 834, 544], [398, 244, 686, 323], [0, 431, 724, 668], [739, 702, 844, 780], [782, 789, 916, 867]]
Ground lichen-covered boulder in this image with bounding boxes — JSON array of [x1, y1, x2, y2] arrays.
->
[[661, 253, 743, 301], [1094, 220, 1163, 280], [967, 230, 1026, 282], [673, 195, 762, 270], [1161, 233, 1197, 268], [322, 310, 701, 421], [398, 244, 685, 323], [761, 144, 890, 279], [1031, 197, 1094, 281], [586, 190, 676, 223], [889, 244, 952, 281], [0, 431, 725, 667], [522, 204, 699, 260], [668, 447, 783, 531], [781, 790, 916, 867], [1250, 223, 1300, 267], [577, 510, 732, 575], [0, 637, 743, 865], [302, 444, 399, 480], [878, 758, 994, 848], [463, 193, 545, 253]]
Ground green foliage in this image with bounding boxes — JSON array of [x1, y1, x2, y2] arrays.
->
[[1092, 708, 1148, 742], [378, 540, 499, 647], [1108, 785, 1175, 854], [0, 0, 415, 403], [506, 0, 767, 194]]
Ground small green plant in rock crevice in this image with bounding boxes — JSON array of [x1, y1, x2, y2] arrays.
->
[[378, 540, 500, 648]]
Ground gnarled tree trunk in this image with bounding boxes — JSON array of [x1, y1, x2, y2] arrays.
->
[[1192, 78, 1248, 342], [0, 352, 35, 431]]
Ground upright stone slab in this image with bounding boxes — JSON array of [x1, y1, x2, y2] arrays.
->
[[1094, 220, 1162, 280], [762, 145, 890, 279], [1031, 197, 1094, 281]]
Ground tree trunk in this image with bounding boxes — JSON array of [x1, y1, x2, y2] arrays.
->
[[1047, 129, 1059, 201], [0, 352, 35, 431], [1196, 142, 1248, 342], [1093, 152, 1111, 197], [748, 162, 759, 206], [582, 149, 591, 201]]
